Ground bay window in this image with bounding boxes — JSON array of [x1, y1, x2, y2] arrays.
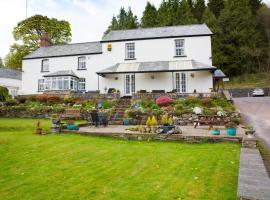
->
[[41, 76, 79, 91]]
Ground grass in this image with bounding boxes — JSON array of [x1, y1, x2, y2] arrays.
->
[[0, 118, 240, 200], [225, 72, 270, 89]]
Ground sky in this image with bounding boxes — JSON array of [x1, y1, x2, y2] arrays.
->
[[0, 0, 269, 59]]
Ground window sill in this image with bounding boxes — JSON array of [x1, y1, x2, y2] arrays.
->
[[77, 68, 87, 71], [125, 58, 136, 61], [174, 55, 187, 58]]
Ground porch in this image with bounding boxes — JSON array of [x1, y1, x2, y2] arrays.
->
[[97, 60, 216, 97]]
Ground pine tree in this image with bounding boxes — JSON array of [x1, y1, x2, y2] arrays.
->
[[141, 2, 158, 27], [157, 0, 180, 26], [202, 8, 221, 67], [125, 7, 139, 29], [178, 0, 197, 25], [218, 0, 259, 75], [194, 0, 206, 23], [207, 0, 224, 17], [118, 7, 127, 29]]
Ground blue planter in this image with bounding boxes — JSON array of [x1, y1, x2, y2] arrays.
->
[[123, 119, 129, 126], [212, 129, 220, 135], [227, 128, 236, 136]]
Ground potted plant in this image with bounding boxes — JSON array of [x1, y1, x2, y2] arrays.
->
[[36, 120, 43, 135], [150, 116, 157, 133], [225, 122, 237, 136], [211, 127, 220, 135], [244, 125, 255, 138]]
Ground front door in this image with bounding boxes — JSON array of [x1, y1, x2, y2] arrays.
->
[[175, 72, 187, 93], [124, 74, 135, 96]]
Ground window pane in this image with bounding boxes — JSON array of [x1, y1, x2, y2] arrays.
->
[[126, 43, 135, 59], [57, 77, 63, 90], [175, 39, 185, 56], [41, 59, 49, 71], [78, 78, 86, 91], [78, 56, 86, 69]]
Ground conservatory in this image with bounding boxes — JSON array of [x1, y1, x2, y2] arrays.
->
[[38, 70, 82, 92]]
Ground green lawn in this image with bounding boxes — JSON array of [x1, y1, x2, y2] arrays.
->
[[0, 118, 240, 200]]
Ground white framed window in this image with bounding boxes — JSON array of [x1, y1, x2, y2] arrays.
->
[[38, 79, 45, 91], [41, 59, 49, 72], [78, 78, 86, 91], [78, 56, 86, 70], [175, 72, 187, 93], [175, 39, 185, 56], [125, 43, 135, 59]]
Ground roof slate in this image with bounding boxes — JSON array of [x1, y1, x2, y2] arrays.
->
[[0, 68, 22, 80], [24, 42, 102, 59], [43, 70, 78, 78], [97, 60, 216, 75], [102, 24, 212, 42]]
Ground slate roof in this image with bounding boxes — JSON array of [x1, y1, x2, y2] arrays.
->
[[0, 68, 22, 80], [97, 60, 216, 75], [214, 69, 226, 78], [102, 24, 212, 42], [43, 70, 78, 78], [24, 42, 102, 59]]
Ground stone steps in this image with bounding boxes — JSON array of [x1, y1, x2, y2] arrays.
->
[[109, 99, 131, 125]]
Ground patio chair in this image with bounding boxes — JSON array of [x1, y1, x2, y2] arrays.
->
[[167, 89, 177, 93], [152, 90, 165, 93], [98, 112, 108, 127], [90, 111, 100, 127], [139, 90, 147, 93], [107, 88, 115, 94]]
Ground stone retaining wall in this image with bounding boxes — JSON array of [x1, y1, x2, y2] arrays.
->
[[229, 88, 270, 98]]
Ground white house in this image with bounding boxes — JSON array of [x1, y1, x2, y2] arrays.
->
[[22, 24, 216, 97], [0, 68, 22, 97]]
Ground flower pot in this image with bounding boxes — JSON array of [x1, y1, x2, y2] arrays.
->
[[227, 128, 236, 136], [123, 119, 129, 126], [212, 129, 220, 135]]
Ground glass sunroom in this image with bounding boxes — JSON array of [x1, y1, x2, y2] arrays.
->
[[39, 70, 80, 92]]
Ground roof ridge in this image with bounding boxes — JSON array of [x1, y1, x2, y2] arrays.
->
[[106, 24, 207, 34], [41, 41, 101, 48]]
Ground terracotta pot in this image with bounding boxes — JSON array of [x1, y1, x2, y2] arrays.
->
[[36, 128, 42, 135]]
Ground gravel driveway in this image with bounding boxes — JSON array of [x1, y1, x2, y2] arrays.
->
[[234, 97, 270, 150]]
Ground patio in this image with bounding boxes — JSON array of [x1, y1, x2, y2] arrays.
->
[[76, 125, 245, 143]]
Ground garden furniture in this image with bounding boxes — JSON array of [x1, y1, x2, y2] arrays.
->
[[98, 112, 108, 127], [194, 115, 227, 130], [61, 108, 81, 120], [90, 111, 100, 127]]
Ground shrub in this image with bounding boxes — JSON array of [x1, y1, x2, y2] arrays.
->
[[74, 97, 84, 104], [5, 99, 19, 106], [0, 86, 10, 102], [151, 116, 157, 126], [175, 103, 183, 111], [52, 104, 65, 113], [64, 95, 74, 104], [168, 117, 173, 125], [161, 115, 167, 124], [17, 96, 27, 104], [27, 95, 37, 102], [150, 104, 159, 110], [47, 96, 61, 104], [36, 95, 48, 103], [156, 96, 173, 106], [146, 116, 151, 126]]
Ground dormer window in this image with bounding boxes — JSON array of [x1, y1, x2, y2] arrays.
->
[[175, 39, 185, 57], [41, 59, 49, 72], [125, 43, 135, 60], [78, 56, 86, 70]]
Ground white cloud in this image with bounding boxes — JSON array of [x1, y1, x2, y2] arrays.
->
[[1, 0, 270, 60]]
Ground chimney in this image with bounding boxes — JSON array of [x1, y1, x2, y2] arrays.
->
[[40, 32, 51, 47]]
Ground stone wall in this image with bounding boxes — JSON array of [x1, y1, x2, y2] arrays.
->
[[228, 88, 270, 98]]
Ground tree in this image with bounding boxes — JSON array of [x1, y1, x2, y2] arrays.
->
[[257, 6, 270, 71], [5, 15, 71, 70], [194, 0, 206, 23], [218, 0, 259, 75], [207, 0, 224, 17], [250, 0, 263, 14], [157, 0, 178, 26], [104, 7, 139, 34], [0, 57, 3, 67], [141, 2, 159, 28], [202, 8, 221, 67], [178, 0, 197, 25]]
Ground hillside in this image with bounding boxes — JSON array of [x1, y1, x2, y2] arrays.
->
[[225, 73, 270, 89]]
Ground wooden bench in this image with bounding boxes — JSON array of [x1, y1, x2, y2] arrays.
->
[[61, 108, 81, 120], [194, 115, 227, 130]]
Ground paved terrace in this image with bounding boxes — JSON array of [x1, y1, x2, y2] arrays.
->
[[77, 125, 245, 143]]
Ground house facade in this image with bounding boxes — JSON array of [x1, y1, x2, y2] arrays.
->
[[22, 24, 216, 96], [0, 68, 22, 97]]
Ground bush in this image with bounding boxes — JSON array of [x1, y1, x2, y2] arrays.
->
[[64, 95, 74, 104], [36, 95, 48, 103], [27, 95, 37, 102], [17, 96, 27, 104], [5, 99, 19, 106], [0, 86, 10, 102], [52, 104, 65, 113], [47, 96, 61, 104], [156, 96, 173, 106]]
